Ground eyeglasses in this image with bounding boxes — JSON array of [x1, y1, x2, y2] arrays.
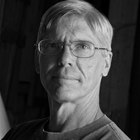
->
[[35, 39, 109, 58]]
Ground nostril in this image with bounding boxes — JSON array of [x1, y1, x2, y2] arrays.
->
[[58, 62, 63, 67], [58, 61, 72, 67]]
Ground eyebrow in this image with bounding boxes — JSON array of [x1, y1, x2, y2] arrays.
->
[[43, 39, 97, 47], [54, 39, 94, 43]]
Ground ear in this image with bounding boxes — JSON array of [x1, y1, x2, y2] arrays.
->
[[102, 51, 113, 77], [35, 49, 40, 74]]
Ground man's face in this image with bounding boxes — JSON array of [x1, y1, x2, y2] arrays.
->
[[37, 16, 111, 103]]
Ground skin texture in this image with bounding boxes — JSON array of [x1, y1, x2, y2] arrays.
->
[[36, 16, 112, 132]]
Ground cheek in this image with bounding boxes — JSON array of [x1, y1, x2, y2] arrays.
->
[[40, 59, 49, 76], [77, 58, 95, 75], [77, 57, 103, 83], [39, 56, 56, 82]]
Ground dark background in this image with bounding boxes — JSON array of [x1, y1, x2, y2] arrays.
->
[[0, 0, 139, 139]]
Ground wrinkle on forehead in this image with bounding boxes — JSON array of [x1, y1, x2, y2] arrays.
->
[[45, 16, 99, 46], [55, 16, 86, 42]]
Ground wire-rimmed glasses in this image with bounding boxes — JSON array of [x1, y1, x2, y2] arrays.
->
[[35, 39, 109, 58]]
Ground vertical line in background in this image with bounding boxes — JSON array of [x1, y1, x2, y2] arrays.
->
[[0, 0, 5, 36], [127, 1, 140, 139]]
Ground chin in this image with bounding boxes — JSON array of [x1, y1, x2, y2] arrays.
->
[[45, 80, 84, 103], [53, 88, 81, 103]]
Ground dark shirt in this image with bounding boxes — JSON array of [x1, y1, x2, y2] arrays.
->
[[2, 115, 130, 140]]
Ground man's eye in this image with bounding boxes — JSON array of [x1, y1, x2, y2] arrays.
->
[[76, 44, 90, 49], [47, 43, 58, 48]]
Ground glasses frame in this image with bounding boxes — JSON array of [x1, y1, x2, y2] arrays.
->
[[35, 39, 110, 58]]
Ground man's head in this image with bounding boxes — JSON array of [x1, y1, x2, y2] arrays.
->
[[37, 0, 113, 51], [35, 0, 113, 103]]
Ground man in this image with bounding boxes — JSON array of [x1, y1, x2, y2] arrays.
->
[[2, 0, 130, 139]]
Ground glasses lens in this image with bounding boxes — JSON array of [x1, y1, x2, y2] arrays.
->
[[39, 40, 62, 55], [72, 41, 95, 57]]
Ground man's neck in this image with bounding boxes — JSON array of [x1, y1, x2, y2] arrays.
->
[[48, 89, 103, 133]]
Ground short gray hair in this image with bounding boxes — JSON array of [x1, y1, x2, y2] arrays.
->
[[37, 0, 113, 51]]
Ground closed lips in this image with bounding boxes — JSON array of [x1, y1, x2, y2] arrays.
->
[[52, 76, 77, 80]]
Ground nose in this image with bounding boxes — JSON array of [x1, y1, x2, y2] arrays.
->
[[58, 45, 74, 67]]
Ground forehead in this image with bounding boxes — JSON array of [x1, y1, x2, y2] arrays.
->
[[44, 16, 98, 44]]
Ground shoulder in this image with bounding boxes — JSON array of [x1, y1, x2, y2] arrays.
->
[[2, 118, 48, 140], [106, 122, 131, 140], [89, 115, 131, 140]]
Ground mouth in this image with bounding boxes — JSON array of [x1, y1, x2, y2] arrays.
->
[[52, 76, 77, 81]]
